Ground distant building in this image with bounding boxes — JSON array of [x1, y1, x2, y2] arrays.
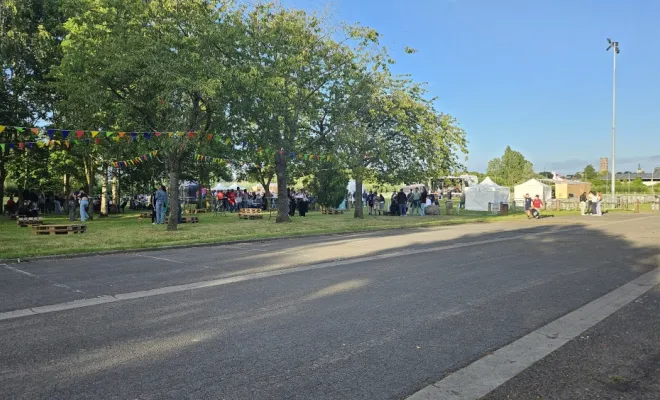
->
[[605, 167, 660, 187], [599, 157, 608, 173]]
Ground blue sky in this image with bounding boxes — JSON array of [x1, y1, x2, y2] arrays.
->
[[281, 0, 660, 174]]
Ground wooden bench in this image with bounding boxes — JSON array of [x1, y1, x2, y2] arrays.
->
[[180, 216, 199, 223], [17, 217, 44, 227], [321, 208, 343, 215], [238, 208, 263, 219], [137, 212, 151, 222], [32, 224, 86, 235]]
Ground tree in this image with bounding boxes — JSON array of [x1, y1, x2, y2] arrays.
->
[[306, 160, 348, 209], [52, 0, 243, 230], [486, 146, 535, 186], [582, 164, 597, 182], [0, 0, 64, 212], [235, 5, 380, 222]]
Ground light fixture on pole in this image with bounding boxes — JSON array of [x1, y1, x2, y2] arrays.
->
[[606, 38, 620, 198]]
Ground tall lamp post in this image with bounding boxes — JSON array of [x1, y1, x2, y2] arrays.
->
[[606, 38, 620, 198]]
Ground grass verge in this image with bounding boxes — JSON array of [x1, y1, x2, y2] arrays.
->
[[1, 209, 505, 259]]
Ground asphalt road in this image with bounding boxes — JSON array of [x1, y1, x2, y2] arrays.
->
[[1, 213, 659, 399]]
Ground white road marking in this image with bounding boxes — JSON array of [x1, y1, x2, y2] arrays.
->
[[133, 254, 184, 263], [2, 265, 83, 294], [406, 264, 660, 400], [3, 265, 38, 278], [0, 215, 654, 322]]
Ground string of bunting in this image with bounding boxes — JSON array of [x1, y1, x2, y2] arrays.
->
[[195, 151, 332, 167], [0, 124, 333, 161], [106, 151, 159, 169]]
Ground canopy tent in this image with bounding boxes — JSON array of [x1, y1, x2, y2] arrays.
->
[[464, 177, 510, 212], [212, 182, 239, 191], [514, 179, 552, 204], [251, 183, 278, 193], [479, 177, 498, 186]]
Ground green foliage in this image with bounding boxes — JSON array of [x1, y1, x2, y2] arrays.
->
[[1, 0, 470, 221], [486, 146, 535, 186], [307, 161, 349, 208], [583, 164, 597, 181]]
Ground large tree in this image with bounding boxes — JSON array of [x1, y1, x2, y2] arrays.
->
[[235, 5, 380, 222], [0, 0, 64, 212], [486, 146, 535, 186], [52, 0, 243, 230]]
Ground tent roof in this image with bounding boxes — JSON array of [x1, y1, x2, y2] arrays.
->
[[516, 178, 551, 188], [480, 177, 498, 186]]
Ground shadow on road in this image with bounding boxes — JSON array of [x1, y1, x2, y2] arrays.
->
[[1, 219, 659, 400]]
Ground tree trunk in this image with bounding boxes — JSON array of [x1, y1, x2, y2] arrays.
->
[[257, 171, 273, 210], [354, 175, 364, 219], [63, 174, 70, 211], [100, 165, 109, 217], [167, 166, 180, 231], [0, 159, 6, 215], [111, 175, 118, 205], [275, 151, 290, 223], [84, 158, 95, 219]]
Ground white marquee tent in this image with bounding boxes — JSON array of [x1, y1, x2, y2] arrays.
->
[[464, 177, 510, 212], [212, 182, 239, 191], [514, 179, 552, 205]]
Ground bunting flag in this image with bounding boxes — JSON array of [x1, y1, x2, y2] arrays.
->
[[0, 124, 335, 160], [106, 151, 158, 168]]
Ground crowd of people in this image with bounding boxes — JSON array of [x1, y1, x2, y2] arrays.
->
[[579, 191, 604, 216], [3, 189, 93, 222], [287, 188, 311, 217], [343, 187, 466, 217]]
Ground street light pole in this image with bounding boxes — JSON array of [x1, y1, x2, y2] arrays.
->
[[606, 38, 620, 199]]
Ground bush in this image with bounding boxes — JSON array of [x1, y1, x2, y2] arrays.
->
[[309, 161, 349, 208]]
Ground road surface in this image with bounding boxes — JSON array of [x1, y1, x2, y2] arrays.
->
[[1, 213, 658, 399]]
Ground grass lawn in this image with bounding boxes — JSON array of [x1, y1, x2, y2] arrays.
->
[[1, 205, 653, 260], [0, 208, 509, 259]]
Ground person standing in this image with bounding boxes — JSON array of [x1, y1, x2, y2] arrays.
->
[[579, 191, 587, 215], [524, 193, 532, 219], [155, 185, 167, 224], [68, 190, 78, 221], [378, 193, 385, 215], [411, 188, 421, 216], [297, 191, 308, 217], [595, 192, 603, 216], [79, 191, 90, 222], [590, 191, 598, 215], [420, 188, 428, 216], [367, 190, 375, 215], [150, 190, 157, 223], [397, 189, 407, 216]]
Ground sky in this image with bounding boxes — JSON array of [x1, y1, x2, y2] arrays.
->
[[279, 0, 660, 174]]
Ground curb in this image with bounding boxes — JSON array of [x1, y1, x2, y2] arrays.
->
[[0, 218, 491, 264]]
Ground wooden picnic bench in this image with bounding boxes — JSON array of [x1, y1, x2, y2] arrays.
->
[[32, 224, 86, 235], [137, 212, 151, 222], [180, 216, 199, 223], [17, 217, 44, 227], [238, 208, 263, 219], [321, 208, 343, 215]]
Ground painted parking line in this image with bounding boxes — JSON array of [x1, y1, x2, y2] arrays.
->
[[406, 263, 660, 400]]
